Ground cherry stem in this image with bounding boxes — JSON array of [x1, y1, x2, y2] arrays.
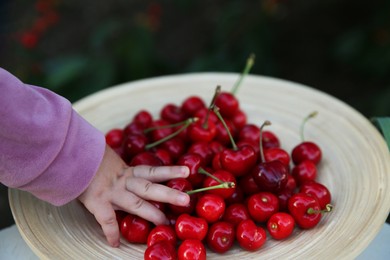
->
[[259, 120, 272, 163], [198, 167, 225, 184], [144, 119, 193, 134], [202, 85, 221, 129], [307, 204, 333, 215], [213, 106, 237, 151], [300, 111, 318, 141], [145, 117, 198, 149], [231, 53, 255, 95], [186, 182, 235, 195]]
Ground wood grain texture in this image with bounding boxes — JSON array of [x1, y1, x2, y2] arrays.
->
[[9, 73, 390, 259]]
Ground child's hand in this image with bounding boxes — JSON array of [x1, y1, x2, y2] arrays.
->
[[78, 145, 190, 247]]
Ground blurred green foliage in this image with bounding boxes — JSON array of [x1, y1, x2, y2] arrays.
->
[[1, 0, 390, 117]]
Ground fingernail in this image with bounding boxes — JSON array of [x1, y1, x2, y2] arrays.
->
[[181, 166, 190, 177], [178, 193, 189, 205]]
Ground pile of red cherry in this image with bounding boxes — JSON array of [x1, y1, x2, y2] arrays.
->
[[105, 78, 332, 259]]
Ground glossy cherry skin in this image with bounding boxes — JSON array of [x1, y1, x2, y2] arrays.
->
[[276, 188, 294, 212], [264, 147, 290, 167], [238, 174, 261, 196], [152, 148, 173, 166], [160, 103, 186, 123], [267, 212, 295, 240], [262, 130, 280, 149], [236, 219, 266, 251], [175, 214, 208, 241], [187, 118, 217, 143], [195, 194, 225, 223], [214, 91, 239, 118], [178, 239, 206, 260], [292, 160, 317, 185], [207, 221, 235, 253], [288, 193, 322, 229], [188, 142, 214, 167], [231, 109, 247, 130], [202, 170, 237, 199], [220, 145, 257, 177], [105, 128, 124, 148], [252, 160, 289, 193], [181, 96, 206, 117], [215, 119, 237, 146], [238, 124, 260, 143], [222, 203, 250, 227], [247, 192, 279, 223], [129, 151, 163, 166], [132, 109, 153, 129], [149, 119, 173, 142], [160, 137, 187, 162], [144, 240, 177, 260], [291, 141, 322, 165], [300, 181, 331, 209], [147, 225, 177, 247], [120, 214, 151, 244], [166, 178, 196, 215], [177, 153, 204, 188], [122, 134, 148, 159]]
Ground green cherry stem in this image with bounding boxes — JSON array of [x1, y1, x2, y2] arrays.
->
[[198, 167, 225, 184], [259, 120, 272, 163], [307, 204, 333, 215], [202, 85, 221, 129], [300, 111, 318, 141], [145, 117, 198, 149], [213, 106, 237, 151], [143, 118, 194, 134], [231, 53, 255, 95], [186, 182, 236, 195]]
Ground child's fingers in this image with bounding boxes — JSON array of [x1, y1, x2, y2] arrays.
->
[[131, 165, 189, 182]]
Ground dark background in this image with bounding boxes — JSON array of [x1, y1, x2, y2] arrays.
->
[[1, 0, 389, 229]]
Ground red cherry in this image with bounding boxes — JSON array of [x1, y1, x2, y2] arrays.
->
[[225, 185, 245, 205], [202, 170, 236, 199], [222, 203, 250, 227], [300, 181, 331, 209], [115, 210, 127, 225], [292, 160, 317, 185], [220, 145, 257, 177], [120, 214, 151, 244], [276, 188, 294, 212], [247, 192, 279, 223], [215, 119, 237, 146], [252, 160, 289, 193], [160, 137, 186, 161], [236, 219, 266, 251], [195, 194, 225, 223], [194, 107, 218, 123], [238, 124, 260, 144], [175, 214, 208, 241], [215, 91, 239, 118], [129, 151, 163, 166], [262, 130, 281, 149], [264, 147, 290, 167], [147, 225, 177, 247], [148, 119, 173, 142], [188, 142, 214, 167], [181, 96, 206, 117], [177, 239, 206, 260], [188, 117, 217, 143], [267, 212, 295, 240], [144, 240, 177, 260], [132, 109, 153, 128], [238, 174, 261, 196], [292, 141, 322, 165], [207, 221, 235, 253], [252, 121, 288, 193], [166, 178, 196, 215], [231, 109, 247, 130], [177, 153, 204, 188], [105, 128, 124, 148], [124, 121, 145, 136], [160, 103, 186, 123], [122, 134, 148, 159], [152, 148, 173, 166], [288, 193, 322, 229]]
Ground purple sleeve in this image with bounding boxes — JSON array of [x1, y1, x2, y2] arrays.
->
[[0, 68, 106, 206]]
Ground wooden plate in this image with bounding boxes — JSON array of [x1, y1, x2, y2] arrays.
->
[[9, 73, 390, 259]]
